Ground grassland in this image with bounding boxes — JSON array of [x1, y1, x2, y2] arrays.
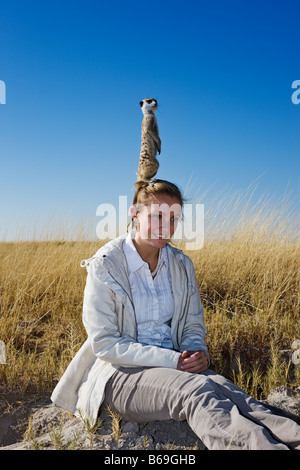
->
[[0, 193, 299, 400]]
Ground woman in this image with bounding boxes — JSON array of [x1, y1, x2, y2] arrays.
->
[[51, 179, 300, 450]]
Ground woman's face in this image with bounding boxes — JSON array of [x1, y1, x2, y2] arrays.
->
[[131, 194, 182, 249]]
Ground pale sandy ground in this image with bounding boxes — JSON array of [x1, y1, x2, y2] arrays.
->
[[0, 386, 299, 450]]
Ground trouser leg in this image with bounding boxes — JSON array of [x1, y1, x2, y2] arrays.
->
[[103, 367, 292, 450], [202, 370, 300, 450]]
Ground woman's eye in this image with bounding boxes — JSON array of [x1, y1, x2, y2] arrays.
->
[[151, 214, 180, 222]]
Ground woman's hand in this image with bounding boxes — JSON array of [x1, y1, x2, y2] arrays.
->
[[177, 350, 208, 374]]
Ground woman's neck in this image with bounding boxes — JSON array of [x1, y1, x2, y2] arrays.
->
[[132, 235, 160, 271]]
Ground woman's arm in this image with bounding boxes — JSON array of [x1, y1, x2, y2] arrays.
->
[[82, 261, 180, 369], [178, 257, 209, 370]]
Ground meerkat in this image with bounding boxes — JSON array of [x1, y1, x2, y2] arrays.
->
[[137, 98, 161, 182]]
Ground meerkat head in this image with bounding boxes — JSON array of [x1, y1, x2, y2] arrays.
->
[[140, 98, 158, 115]]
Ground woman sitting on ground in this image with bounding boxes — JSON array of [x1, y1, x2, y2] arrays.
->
[[51, 179, 300, 450]]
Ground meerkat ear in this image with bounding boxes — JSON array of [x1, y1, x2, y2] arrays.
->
[[139, 100, 143, 107]]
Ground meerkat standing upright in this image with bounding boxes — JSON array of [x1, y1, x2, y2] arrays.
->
[[137, 98, 161, 182]]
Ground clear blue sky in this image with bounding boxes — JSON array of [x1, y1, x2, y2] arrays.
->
[[0, 0, 299, 240]]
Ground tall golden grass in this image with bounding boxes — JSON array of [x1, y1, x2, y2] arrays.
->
[[0, 187, 299, 399]]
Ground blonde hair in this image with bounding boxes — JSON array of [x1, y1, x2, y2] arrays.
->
[[133, 179, 184, 207], [128, 179, 184, 232]]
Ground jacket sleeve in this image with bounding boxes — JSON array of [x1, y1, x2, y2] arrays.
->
[[179, 257, 209, 360], [82, 261, 181, 369]]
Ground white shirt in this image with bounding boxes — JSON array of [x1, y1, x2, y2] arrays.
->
[[123, 232, 174, 349]]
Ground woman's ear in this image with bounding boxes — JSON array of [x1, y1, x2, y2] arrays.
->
[[130, 205, 137, 220], [130, 205, 139, 229]]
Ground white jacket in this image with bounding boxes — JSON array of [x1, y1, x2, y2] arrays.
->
[[51, 235, 208, 422]]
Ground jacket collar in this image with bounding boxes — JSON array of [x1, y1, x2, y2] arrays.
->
[[82, 235, 188, 350], [123, 232, 169, 275], [83, 235, 186, 303]]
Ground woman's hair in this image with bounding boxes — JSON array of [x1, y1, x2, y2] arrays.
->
[[132, 179, 184, 207], [128, 179, 185, 232]]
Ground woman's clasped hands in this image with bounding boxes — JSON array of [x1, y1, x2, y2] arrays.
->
[[177, 350, 208, 374]]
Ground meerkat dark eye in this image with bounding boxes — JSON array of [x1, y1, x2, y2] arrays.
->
[[146, 99, 153, 104], [140, 101, 143, 107]]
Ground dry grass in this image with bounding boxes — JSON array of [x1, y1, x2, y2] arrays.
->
[[196, 237, 300, 396], [0, 239, 104, 393], [0, 190, 299, 400]]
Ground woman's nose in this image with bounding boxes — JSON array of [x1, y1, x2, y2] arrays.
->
[[160, 220, 171, 236]]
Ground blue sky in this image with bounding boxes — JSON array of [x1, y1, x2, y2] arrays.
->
[[0, 0, 299, 240]]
